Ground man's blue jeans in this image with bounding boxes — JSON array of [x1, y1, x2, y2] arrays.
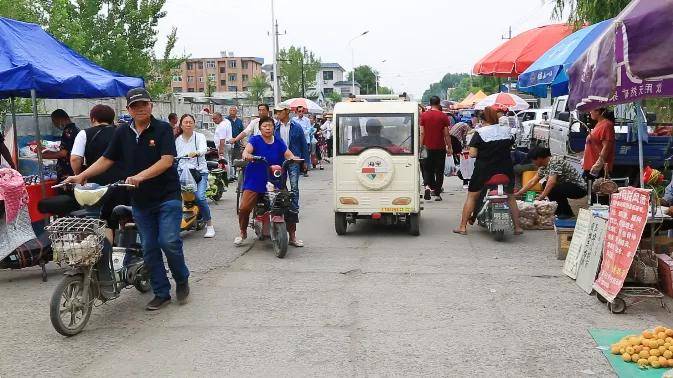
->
[[287, 164, 300, 214], [132, 199, 190, 299]]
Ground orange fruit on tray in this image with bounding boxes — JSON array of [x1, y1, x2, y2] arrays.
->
[[644, 330, 654, 339], [622, 353, 632, 362], [666, 329, 673, 337]]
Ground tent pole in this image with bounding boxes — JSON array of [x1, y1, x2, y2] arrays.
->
[[31, 90, 46, 197], [635, 101, 645, 189], [10, 97, 18, 168]]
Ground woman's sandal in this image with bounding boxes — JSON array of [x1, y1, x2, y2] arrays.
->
[[513, 230, 524, 236], [452, 229, 468, 236]]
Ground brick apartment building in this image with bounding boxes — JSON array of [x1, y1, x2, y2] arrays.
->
[[171, 52, 264, 93]]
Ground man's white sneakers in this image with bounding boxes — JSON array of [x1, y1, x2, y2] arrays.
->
[[204, 226, 215, 238]]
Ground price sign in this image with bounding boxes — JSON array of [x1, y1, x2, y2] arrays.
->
[[593, 187, 650, 302]]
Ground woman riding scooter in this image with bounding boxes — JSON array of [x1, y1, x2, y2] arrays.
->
[[235, 117, 299, 246], [175, 114, 215, 238], [453, 106, 523, 236]]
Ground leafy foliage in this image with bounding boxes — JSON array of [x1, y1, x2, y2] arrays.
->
[[421, 73, 470, 103], [347, 65, 379, 95], [278, 46, 321, 99], [449, 76, 502, 101], [147, 27, 187, 98], [0, 0, 171, 91], [552, 0, 630, 25], [247, 75, 270, 105], [327, 90, 342, 104]]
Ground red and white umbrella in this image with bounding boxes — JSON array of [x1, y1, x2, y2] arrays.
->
[[279, 98, 324, 113], [474, 92, 530, 111]]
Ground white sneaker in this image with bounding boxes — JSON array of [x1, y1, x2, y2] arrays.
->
[[204, 226, 215, 238], [233, 236, 246, 246]]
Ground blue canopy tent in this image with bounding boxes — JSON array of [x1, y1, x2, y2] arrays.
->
[[517, 19, 612, 98], [0, 17, 143, 192]]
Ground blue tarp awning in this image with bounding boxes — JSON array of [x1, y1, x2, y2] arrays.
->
[[0, 17, 144, 99], [517, 19, 612, 98]]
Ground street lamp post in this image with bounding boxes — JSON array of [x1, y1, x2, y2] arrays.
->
[[348, 30, 369, 96]]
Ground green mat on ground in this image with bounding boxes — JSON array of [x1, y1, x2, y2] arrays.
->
[[590, 328, 670, 378]]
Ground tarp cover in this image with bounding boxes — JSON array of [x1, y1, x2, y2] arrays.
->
[[0, 17, 143, 99]]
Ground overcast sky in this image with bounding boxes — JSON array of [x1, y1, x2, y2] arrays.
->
[[156, 0, 558, 98]]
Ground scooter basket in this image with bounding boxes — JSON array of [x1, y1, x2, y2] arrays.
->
[[271, 190, 291, 214], [45, 217, 106, 266]]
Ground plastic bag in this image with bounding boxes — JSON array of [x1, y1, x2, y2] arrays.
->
[[444, 157, 457, 177], [178, 168, 197, 192]]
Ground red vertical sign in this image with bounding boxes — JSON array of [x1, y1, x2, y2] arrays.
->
[[593, 187, 651, 302]]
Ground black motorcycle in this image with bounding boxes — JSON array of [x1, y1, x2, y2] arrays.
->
[[45, 182, 150, 336]]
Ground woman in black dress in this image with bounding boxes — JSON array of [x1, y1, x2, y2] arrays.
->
[[453, 106, 523, 235]]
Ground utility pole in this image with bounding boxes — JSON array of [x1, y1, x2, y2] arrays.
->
[[271, 0, 280, 105]]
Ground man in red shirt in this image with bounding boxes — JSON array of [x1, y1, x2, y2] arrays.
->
[[420, 96, 452, 201]]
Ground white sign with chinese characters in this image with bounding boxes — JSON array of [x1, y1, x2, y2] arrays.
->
[[563, 209, 592, 280], [576, 216, 608, 294]]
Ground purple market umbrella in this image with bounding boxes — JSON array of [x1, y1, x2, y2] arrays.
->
[[568, 0, 673, 111]]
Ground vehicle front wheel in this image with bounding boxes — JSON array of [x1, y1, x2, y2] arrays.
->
[[407, 213, 420, 236], [494, 230, 505, 242], [335, 212, 347, 235], [272, 222, 288, 258], [50, 275, 93, 336]]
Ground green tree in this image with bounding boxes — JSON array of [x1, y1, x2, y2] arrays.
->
[[449, 76, 502, 101], [347, 65, 380, 95], [552, 0, 630, 25], [278, 46, 321, 99], [247, 74, 270, 105], [147, 27, 187, 98], [421, 73, 470, 103], [327, 90, 342, 104], [0, 0, 44, 23]]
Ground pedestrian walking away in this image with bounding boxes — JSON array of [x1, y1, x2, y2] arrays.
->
[[420, 96, 452, 201], [63, 87, 190, 311], [176, 114, 215, 237], [213, 112, 234, 180], [275, 104, 309, 246], [235, 117, 300, 246]]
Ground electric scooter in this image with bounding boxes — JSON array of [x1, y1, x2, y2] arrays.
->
[[46, 182, 150, 336], [176, 157, 206, 233], [476, 174, 514, 241], [234, 157, 303, 258]]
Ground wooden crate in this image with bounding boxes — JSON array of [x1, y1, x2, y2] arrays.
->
[[555, 227, 574, 260]]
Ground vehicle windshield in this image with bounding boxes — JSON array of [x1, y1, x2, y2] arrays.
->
[[336, 113, 414, 155]]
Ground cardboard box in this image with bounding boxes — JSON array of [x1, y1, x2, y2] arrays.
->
[[555, 227, 574, 260], [657, 254, 673, 298]]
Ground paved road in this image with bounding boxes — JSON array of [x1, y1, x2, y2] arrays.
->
[[1, 166, 671, 377]]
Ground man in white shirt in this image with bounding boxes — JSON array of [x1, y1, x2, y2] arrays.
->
[[229, 103, 270, 145], [322, 115, 333, 157], [212, 112, 234, 179]]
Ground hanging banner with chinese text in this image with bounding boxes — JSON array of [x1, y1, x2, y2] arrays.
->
[[593, 187, 651, 302]]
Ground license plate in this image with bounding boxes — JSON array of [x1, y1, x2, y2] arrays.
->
[[380, 207, 411, 213]]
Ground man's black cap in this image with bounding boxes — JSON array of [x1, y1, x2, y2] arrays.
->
[[126, 87, 152, 106]]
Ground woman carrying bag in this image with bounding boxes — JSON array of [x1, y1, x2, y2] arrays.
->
[[176, 114, 215, 238]]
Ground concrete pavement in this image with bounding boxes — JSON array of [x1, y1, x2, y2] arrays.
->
[[1, 165, 671, 377]]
